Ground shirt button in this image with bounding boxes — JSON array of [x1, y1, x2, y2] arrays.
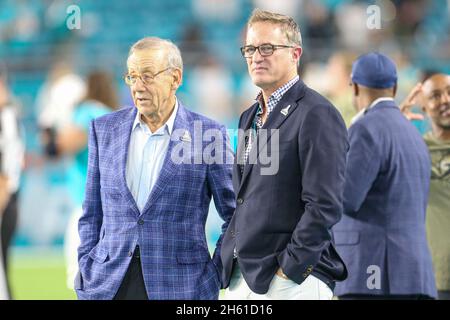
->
[[237, 198, 244, 205], [138, 219, 144, 225], [128, 251, 133, 257]]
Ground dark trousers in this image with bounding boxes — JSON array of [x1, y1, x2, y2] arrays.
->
[[339, 294, 434, 300], [113, 246, 148, 300], [438, 290, 450, 300], [1, 192, 18, 299]]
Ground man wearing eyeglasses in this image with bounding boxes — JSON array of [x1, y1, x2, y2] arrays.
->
[[75, 37, 235, 300], [220, 9, 348, 300]]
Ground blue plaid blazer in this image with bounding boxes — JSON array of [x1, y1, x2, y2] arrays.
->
[[75, 102, 235, 300]]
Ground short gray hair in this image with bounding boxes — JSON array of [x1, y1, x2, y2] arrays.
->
[[247, 8, 302, 47], [128, 37, 183, 72]]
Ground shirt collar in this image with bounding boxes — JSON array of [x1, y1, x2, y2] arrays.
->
[[367, 97, 395, 110], [255, 75, 299, 113], [350, 97, 395, 125], [132, 97, 179, 135]]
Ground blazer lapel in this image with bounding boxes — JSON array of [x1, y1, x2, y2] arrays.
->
[[235, 103, 258, 186], [114, 107, 141, 217], [239, 80, 306, 190]]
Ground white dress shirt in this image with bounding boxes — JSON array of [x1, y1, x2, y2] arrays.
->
[[125, 99, 178, 212], [0, 105, 24, 193]]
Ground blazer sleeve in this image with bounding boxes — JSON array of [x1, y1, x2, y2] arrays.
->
[[207, 125, 236, 282], [277, 103, 349, 284], [343, 121, 381, 216], [77, 120, 104, 271]]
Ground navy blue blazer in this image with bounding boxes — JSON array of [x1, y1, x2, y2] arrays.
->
[[333, 100, 437, 298], [221, 80, 349, 294]]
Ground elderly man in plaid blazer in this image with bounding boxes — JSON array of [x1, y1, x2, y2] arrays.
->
[[75, 37, 235, 300]]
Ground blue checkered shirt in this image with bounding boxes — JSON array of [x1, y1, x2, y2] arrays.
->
[[240, 76, 299, 173]]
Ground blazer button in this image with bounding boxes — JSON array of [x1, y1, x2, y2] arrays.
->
[[237, 198, 244, 205], [138, 219, 144, 225]]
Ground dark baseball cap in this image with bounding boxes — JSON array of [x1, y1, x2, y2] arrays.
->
[[351, 52, 398, 89]]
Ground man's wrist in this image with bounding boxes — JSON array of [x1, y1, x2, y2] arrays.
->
[[276, 268, 289, 280]]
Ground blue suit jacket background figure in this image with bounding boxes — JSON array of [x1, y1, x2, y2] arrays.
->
[[75, 102, 235, 300], [333, 100, 437, 298]]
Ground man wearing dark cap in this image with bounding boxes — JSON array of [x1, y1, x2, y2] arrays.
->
[[333, 52, 437, 299]]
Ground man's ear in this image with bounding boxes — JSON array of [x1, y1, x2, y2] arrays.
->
[[393, 84, 397, 97], [419, 92, 427, 113], [353, 83, 359, 96], [172, 68, 182, 90], [293, 47, 302, 64]]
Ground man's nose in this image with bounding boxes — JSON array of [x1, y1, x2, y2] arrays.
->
[[133, 77, 146, 91], [442, 90, 450, 104], [252, 49, 265, 63]]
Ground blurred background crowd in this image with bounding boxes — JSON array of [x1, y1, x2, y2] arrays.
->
[[0, 0, 449, 299]]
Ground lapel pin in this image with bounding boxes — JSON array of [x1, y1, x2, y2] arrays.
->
[[180, 130, 192, 142], [280, 105, 291, 116]]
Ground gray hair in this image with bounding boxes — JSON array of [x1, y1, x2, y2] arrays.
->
[[128, 37, 183, 72], [247, 8, 302, 47]]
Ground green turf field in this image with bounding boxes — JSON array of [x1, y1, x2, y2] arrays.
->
[[9, 248, 76, 300], [8, 247, 226, 300]]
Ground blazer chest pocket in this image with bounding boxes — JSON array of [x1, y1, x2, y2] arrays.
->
[[101, 187, 122, 201]]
